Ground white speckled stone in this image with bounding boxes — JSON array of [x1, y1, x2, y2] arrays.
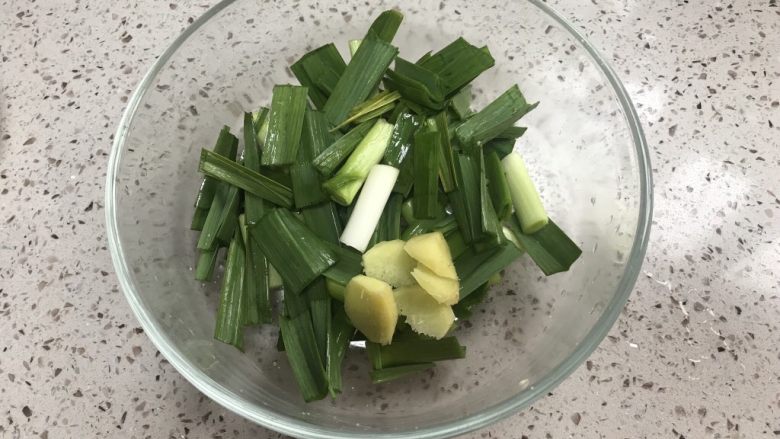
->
[[0, 0, 778, 438]]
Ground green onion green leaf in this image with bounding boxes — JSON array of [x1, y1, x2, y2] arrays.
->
[[261, 85, 309, 166]]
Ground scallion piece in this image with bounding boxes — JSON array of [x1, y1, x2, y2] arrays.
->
[[238, 215, 260, 325], [449, 84, 473, 120], [291, 44, 347, 109], [333, 90, 400, 130], [240, 215, 272, 324], [301, 202, 342, 244], [215, 185, 241, 244], [476, 151, 502, 250], [367, 337, 466, 368], [323, 38, 399, 125], [194, 246, 220, 282], [261, 85, 309, 166], [418, 37, 495, 96], [279, 313, 329, 402], [327, 306, 355, 396], [193, 126, 238, 212], [305, 279, 331, 363], [364, 9, 403, 43], [291, 163, 328, 208], [370, 192, 403, 245], [502, 151, 548, 234], [495, 125, 527, 140], [370, 363, 435, 384], [454, 85, 538, 149], [198, 149, 293, 208], [508, 218, 582, 276], [444, 229, 468, 260], [191, 207, 209, 231], [385, 111, 422, 196], [448, 153, 481, 243], [196, 183, 234, 250], [452, 282, 489, 319], [401, 215, 457, 240], [348, 39, 362, 57], [339, 164, 399, 251], [214, 230, 246, 349], [323, 119, 394, 206], [301, 109, 336, 160], [385, 58, 446, 110], [484, 150, 513, 221], [283, 281, 309, 318], [243, 112, 269, 224], [484, 138, 515, 159], [432, 112, 457, 192], [251, 208, 338, 294], [322, 242, 363, 290], [455, 242, 523, 299], [312, 120, 374, 176], [412, 125, 441, 219]]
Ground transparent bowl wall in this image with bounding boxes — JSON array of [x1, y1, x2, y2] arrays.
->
[[106, 0, 651, 437]]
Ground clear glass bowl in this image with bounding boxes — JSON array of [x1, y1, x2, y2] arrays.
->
[[105, 0, 652, 437]]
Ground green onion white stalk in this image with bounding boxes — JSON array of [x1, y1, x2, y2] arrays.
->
[[502, 151, 548, 234], [340, 164, 399, 252]]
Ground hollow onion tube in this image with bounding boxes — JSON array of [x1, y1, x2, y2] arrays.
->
[[502, 152, 548, 234]]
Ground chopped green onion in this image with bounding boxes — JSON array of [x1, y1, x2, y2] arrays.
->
[[364, 9, 403, 43], [261, 85, 309, 166], [370, 363, 435, 384], [448, 153, 481, 243], [445, 229, 468, 259], [240, 215, 272, 324], [367, 337, 466, 368], [454, 85, 538, 149], [197, 183, 239, 251], [348, 39, 362, 57], [301, 109, 336, 160], [327, 306, 355, 396], [432, 112, 457, 192], [455, 241, 523, 299], [313, 121, 374, 176], [322, 243, 363, 289], [323, 38, 399, 126], [495, 125, 527, 140], [325, 278, 346, 301], [412, 125, 441, 219], [193, 126, 238, 212], [452, 282, 489, 319], [401, 215, 457, 240], [334, 90, 400, 130], [199, 149, 293, 208], [339, 164, 399, 251], [385, 58, 446, 110], [191, 207, 209, 231], [214, 230, 246, 350], [484, 150, 513, 221], [291, 44, 347, 109], [251, 209, 338, 294], [283, 281, 309, 318], [238, 215, 260, 326], [508, 218, 582, 275], [385, 111, 422, 196], [194, 247, 220, 281], [502, 151, 548, 234], [449, 84, 473, 120], [305, 279, 331, 363], [291, 163, 328, 208], [476, 151, 502, 250], [301, 202, 343, 244], [243, 112, 269, 224], [484, 138, 515, 159], [418, 37, 495, 96], [370, 192, 403, 245], [279, 313, 329, 402], [353, 102, 396, 125], [323, 119, 394, 206]]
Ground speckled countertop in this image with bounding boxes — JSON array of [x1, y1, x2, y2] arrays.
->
[[1, 0, 778, 438]]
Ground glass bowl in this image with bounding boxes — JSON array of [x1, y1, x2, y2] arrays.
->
[[105, 0, 652, 437]]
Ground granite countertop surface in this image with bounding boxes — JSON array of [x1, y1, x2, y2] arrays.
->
[[1, 0, 778, 438]]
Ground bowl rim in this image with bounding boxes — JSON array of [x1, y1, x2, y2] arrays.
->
[[105, 1, 653, 437]]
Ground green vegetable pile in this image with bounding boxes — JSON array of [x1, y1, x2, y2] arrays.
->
[[189, 9, 582, 402]]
